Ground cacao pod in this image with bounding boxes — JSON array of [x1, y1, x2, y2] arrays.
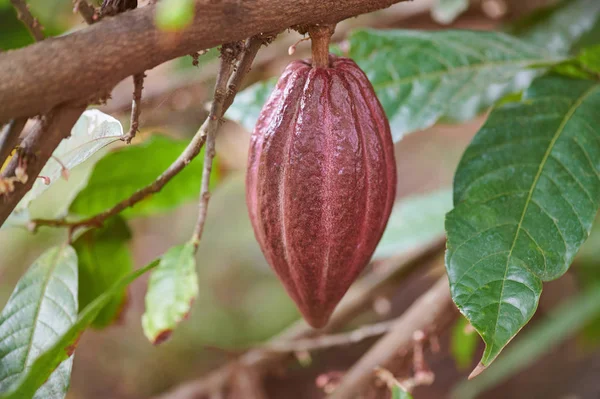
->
[[246, 55, 397, 328]]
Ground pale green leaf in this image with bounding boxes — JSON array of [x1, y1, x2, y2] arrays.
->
[[450, 316, 478, 370], [142, 242, 198, 344], [225, 78, 276, 132], [155, 0, 194, 31], [453, 283, 600, 399], [72, 216, 132, 329], [69, 135, 215, 218], [4, 110, 122, 228], [446, 76, 600, 370], [374, 188, 452, 259], [431, 0, 469, 25], [0, 259, 159, 399], [0, 246, 78, 399], [391, 385, 414, 399]]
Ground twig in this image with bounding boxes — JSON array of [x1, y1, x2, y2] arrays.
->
[[328, 276, 453, 399], [152, 238, 445, 399], [190, 45, 239, 250], [190, 37, 265, 250], [73, 0, 97, 25], [9, 0, 44, 41], [123, 72, 145, 144], [31, 36, 268, 236], [263, 319, 397, 353], [0, 118, 26, 168]]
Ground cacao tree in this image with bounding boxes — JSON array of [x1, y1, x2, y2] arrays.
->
[[0, 0, 599, 398]]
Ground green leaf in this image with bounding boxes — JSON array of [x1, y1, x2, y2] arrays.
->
[[391, 385, 414, 399], [578, 44, 600, 74], [450, 316, 478, 370], [69, 134, 215, 219], [142, 242, 198, 344], [72, 217, 132, 329], [225, 78, 276, 132], [446, 75, 600, 372], [508, 0, 600, 54], [227, 30, 558, 141], [5, 110, 123, 228], [374, 188, 452, 259], [348, 29, 558, 141], [0, 246, 78, 399], [431, 0, 469, 25], [0, 259, 159, 399], [452, 282, 600, 399], [155, 0, 195, 31]]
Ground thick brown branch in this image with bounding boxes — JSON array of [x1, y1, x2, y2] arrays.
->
[[153, 238, 445, 399], [328, 276, 453, 399], [0, 0, 409, 124], [9, 0, 44, 41]]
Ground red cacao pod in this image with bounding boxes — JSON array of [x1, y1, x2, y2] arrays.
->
[[246, 55, 397, 328]]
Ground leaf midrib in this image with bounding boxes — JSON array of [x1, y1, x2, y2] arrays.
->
[[487, 82, 600, 364], [4, 248, 64, 384]]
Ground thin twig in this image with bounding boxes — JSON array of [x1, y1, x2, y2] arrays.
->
[[10, 0, 44, 41], [190, 37, 266, 251], [190, 46, 239, 250], [31, 35, 269, 236], [263, 319, 397, 353], [153, 238, 446, 399], [328, 276, 453, 399], [123, 72, 145, 144], [73, 0, 97, 25], [0, 118, 26, 168]]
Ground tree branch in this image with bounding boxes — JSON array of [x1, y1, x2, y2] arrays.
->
[[153, 238, 445, 399], [328, 276, 453, 399], [123, 72, 145, 144], [0, 0, 410, 124], [9, 0, 44, 41], [191, 37, 264, 250], [262, 319, 397, 353]]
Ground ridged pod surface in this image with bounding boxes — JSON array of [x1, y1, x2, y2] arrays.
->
[[246, 55, 397, 328]]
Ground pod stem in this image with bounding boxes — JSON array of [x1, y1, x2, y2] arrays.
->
[[308, 24, 335, 68]]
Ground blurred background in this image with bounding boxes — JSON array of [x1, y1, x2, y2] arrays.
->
[[1, 0, 600, 398]]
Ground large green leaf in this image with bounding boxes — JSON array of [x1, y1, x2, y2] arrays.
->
[[142, 242, 198, 344], [374, 188, 452, 259], [0, 259, 159, 399], [227, 30, 557, 141], [446, 75, 600, 372], [453, 282, 600, 399], [69, 134, 215, 218], [349, 29, 558, 141], [0, 246, 78, 399], [507, 0, 600, 54], [72, 217, 132, 329]]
